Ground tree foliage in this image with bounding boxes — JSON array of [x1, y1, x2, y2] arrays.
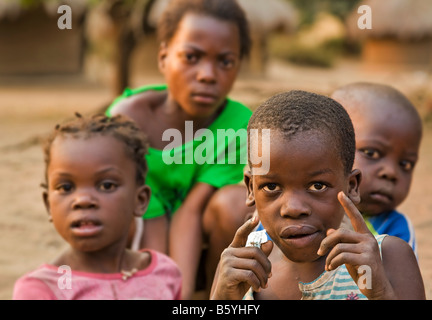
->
[[288, 0, 362, 26]]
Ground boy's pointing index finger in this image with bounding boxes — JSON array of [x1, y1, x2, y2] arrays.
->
[[229, 215, 260, 248], [338, 191, 370, 234]]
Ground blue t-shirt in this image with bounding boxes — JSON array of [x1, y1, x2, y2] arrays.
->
[[364, 210, 417, 256]]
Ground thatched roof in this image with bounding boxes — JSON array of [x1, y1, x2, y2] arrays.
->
[[236, 0, 298, 33], [0, 0, 21, 19], [147, 0, 298, 33], [0, 0, 88, 20], [347, 0, 432, 40]]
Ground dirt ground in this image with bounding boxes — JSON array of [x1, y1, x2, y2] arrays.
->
[[1, 57, 432, 300]]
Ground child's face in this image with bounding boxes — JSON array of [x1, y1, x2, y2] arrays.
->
[[43, 135, 149, 253], [246, 130, 360, 263], [159, 13, 241, 118], [352, 104, 421, 216]]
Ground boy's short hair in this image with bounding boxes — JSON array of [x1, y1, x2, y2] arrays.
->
[[157, 0, 251, 59], [42, 113, 149, 187], [248, 90, 356, 174], [331, 82, 423, 136]]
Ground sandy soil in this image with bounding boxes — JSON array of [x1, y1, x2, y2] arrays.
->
[[1, 58, 431, 299]]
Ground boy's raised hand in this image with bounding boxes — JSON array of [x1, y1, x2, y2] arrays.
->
[[317, 192, 395, 299], [211, 215, 273, 300]]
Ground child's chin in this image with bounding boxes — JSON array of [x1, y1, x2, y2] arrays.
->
[[358, 203, 393, 216], [280, 246, 322, 264]]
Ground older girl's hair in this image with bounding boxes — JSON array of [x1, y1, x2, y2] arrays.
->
[[157, 0, 251, 59]]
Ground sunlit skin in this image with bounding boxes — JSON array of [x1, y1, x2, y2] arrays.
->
[[350, 100, 422, 216], [211, 130, 425, 300], [43, 135, 150, 273]]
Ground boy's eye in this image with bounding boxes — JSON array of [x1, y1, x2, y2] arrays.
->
[[99, 181, 117, 192], [400, 160, 415, 172], [262, 183, 280, 192], [359, 148, 380, 159], [308, 183, 327, 192]]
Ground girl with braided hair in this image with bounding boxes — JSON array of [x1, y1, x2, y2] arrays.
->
[[13, 113, 182, 300]]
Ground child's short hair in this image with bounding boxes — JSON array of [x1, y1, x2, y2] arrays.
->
[[248, 90, 356, 174], [157, 0, 251, 59], [331, 82, 422, 132], [42, 113, 149, 187]]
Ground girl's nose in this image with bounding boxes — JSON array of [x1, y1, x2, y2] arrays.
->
[[197, 61, 216, 83], [72, 192, 98, 210]]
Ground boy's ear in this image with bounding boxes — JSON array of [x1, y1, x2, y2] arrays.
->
[[134, 185, 151, 218], [158, 42, 168, 72], [347, 169, 361, 205], [243, 170, 255, 207]]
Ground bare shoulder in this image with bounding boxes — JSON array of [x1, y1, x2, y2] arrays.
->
[[131, 249, 153, 271], [381, 235, 426, 299], [110, 90, 166, 130], [381, 235, 415, 262]]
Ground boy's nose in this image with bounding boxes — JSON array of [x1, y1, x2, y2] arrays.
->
[[72, 192, 98, 210], [280, 192, 311, 219], [378, 159, 398, 182]]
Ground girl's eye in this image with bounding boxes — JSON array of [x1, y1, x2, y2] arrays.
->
[[262, 183, 280, 192], [309, 183, 327, 192], [220, 58, 236, 69], [183, 52, 198, 63], [400, 160, 415, 172], [99, 182, 117, 192], [360, 148, 380, 159], [56, 183, 74, 193]]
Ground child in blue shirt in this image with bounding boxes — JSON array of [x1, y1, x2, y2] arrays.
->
[[331, 82, 422, 256]]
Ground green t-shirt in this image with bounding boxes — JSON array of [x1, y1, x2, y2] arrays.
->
[[106, 84, 252, 219]]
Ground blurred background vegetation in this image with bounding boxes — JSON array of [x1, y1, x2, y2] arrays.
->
[[290, 0, 362, 25], [269, 0, 362, 68]]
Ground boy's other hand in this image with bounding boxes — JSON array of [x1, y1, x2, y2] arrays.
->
[[210, 215, 273, 300]]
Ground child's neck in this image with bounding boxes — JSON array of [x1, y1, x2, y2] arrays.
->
[[53, 247, 138, 274], [257, 245, 327, 300], [274, 245, 327, 283], [162, 94, 226, 131]]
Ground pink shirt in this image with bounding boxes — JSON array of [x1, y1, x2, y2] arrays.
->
[[13, 250, 182, 300]]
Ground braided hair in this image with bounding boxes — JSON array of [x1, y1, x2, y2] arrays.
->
[[42, 113, 149, 187]]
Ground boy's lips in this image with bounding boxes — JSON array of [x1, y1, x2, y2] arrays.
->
[[369, 189, 393, 204], [280, 225, 319, 248]]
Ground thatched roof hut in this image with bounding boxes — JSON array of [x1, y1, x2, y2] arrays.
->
[[345, 0, 432, 68], [0, 0, 88, 74], [0, 0, 88, 20], [347, 0, 432, 41]]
